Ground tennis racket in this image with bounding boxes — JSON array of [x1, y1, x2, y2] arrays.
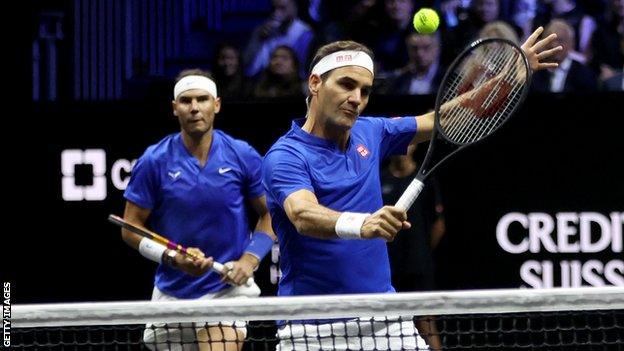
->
[[395, 38, 532, 211], [108, 214, 255, 288]]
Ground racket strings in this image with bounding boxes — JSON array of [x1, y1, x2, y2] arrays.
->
[[442, 46, 510, 140], [446, 48, 524, 142], [440, 45, 508, 139], [439, 43, 528, 144], [454, 48, 520, 142], [444, 46, 517, 140]]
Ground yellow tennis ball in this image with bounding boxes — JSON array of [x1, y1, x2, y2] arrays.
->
[[413, 8, 440, 34]]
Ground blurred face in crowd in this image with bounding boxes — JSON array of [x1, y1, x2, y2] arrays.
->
[[473, 0, 499, 22], [385, 0, 414, 26], [173, 90, 221, 138], [611, 0, 624, 18], [270, 47, 297, 77], [545, 21, 574, 63], [272, 0, 297, 22], [479, 21, 520, 44], [217, 46, 239, 77], [547, 0, 574, 15], [406, 33, 440, 71], [311, 66, 373, 130], [353, 0, 377, 18]]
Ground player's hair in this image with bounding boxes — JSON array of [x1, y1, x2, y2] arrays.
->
[[175, 68, 214, 84]]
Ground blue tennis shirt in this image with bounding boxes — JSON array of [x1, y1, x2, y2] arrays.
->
[[125, 130, 264, 298], [262, 117, 417, 296]]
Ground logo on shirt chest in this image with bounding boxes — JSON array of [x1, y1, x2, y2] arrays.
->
[[168, 170, 181, 180], [356, 144, 370, 158], [218, 167, 232, 174]]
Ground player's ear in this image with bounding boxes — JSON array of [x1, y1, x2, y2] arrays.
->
[[309, 74, 321, 96], [171, 100, 178, 117], [214, 96, 221, 114]]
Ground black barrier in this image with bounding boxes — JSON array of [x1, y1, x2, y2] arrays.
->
[[5, 93, 624, 303]]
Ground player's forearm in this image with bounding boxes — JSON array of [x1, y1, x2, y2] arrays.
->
[[121, 228, 143, 250], [413, 112, 435, 145], [122, 201, 152, 250], [288, 202, 342, 239], [254, 212, 276, 240]]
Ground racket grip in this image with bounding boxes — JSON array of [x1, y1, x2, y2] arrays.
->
[[211, 261, 255, 288], [395, 178, 425, 212]]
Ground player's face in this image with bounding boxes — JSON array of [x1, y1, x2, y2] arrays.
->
[[172, 89, 221, 138], [315, 66, 373, 130]]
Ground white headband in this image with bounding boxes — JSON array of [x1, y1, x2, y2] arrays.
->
[[311, 50, 374, 76], [173, 75, 218, 100]]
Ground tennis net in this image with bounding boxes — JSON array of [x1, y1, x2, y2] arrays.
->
[[11, 286, 624, 350]]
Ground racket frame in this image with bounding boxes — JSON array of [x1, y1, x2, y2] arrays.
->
[[424, 37, 532, 179]]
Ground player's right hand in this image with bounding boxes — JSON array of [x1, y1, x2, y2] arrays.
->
[[173, 247, 214, 276], [360, 206, 411, 242]]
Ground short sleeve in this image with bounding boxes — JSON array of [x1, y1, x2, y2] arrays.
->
[[262, 148, 314, 209], [240, 143, 264, 199], [378, 117, 418, 159], [124, 152, 160, 209]]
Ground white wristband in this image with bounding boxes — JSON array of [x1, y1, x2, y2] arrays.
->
[[138, 238, 167, 263], [335, 212, 369, 239]]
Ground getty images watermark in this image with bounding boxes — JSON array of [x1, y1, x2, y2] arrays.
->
[[2, 282, 10, 348]]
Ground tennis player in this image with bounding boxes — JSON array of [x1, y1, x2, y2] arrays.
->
[[121, 68, 276, 351], [262, 28, 561, 350]]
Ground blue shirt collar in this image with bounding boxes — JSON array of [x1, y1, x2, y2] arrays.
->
[[290, 118, 351, 151], [173, 131, 220, 163]]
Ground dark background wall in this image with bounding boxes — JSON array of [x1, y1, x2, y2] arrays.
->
[[4, 92, 623, 303]]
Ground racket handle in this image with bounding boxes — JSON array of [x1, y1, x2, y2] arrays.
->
[[212, 261, 255, 288], [395, 178, 425, 212]]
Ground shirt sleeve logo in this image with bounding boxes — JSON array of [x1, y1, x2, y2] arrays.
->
[[356, 144, 370, 158]]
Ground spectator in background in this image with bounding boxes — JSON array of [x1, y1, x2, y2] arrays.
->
[[380, 32, 444, 95], [439, 0, 471, 28], [212, 43, 247, 98], [478, 20, 520, 43], [382, 144, 446, 351], [589, 0, 623, 86], [602, 70, 624, 91], [509, 0, 538, 41], [532, 19, 598, 93], [356, 0, 416, 74], [243, 0, 314, 78], [535, 0, 597, 58], [313, 0, 378, 44], [443, 0, 509, 64], [250, 45, 305, 98]]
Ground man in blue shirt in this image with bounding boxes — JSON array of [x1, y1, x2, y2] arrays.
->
[[263, 28, 561, 350], [122, 69, 276, 351]]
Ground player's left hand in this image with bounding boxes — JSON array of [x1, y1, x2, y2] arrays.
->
[[521, 26, 563, 72], [172, 247, 214, 276], [222, 253, 258, 286]]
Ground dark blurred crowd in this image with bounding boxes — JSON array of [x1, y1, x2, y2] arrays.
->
[[210, 0, 623, 98]]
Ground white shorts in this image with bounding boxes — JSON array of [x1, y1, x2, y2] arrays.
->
[[277, 316, 430, 351], [143, 282, 261, 351]]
